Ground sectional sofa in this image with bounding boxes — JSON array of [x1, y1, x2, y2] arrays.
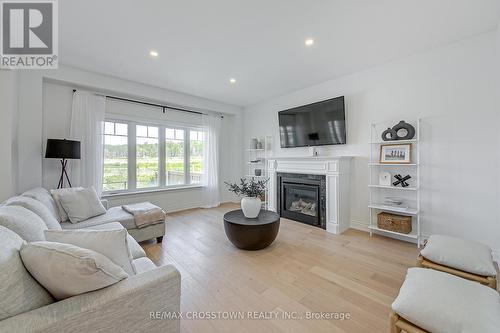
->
[[0, 188, 180, 333], [21, 187, 166, 243]]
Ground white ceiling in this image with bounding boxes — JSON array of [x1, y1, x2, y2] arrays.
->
[[60, 0, 500, 107]]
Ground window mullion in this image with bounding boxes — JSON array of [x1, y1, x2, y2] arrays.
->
[[184, 128, 190, 185], [159, 126, 166, 187], [128, 123, 137, 190]]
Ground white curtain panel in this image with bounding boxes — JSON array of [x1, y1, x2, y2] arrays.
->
[[202, 114, 221, 208], [69, 91, 106, 196]]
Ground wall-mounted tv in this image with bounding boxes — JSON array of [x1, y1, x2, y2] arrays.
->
[[278, 96, 346, 148]]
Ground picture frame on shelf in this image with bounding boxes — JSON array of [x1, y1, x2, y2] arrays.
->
[[379, 143, 412, 164]]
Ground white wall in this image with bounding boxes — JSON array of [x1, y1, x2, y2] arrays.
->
[[0, 70, 18, 201], [496, 23, 500, 260], [243, 30, 500, 252], [16, 65, 243, 211]]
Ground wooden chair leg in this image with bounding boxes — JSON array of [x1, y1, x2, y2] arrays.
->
[[390, 312, 401, 333], [416, 255, 424, 267], [487, 276, 497, 290]]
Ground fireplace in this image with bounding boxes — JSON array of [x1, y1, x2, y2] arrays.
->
[[277, 173, 326, 229]]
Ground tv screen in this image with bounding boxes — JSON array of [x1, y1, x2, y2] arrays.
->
[[278, 96, 346, 148]]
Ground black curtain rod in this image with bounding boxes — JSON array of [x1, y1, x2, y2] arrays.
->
[[72, 89, 223, 118]]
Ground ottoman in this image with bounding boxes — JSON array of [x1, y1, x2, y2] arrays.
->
[[417, 235, 497, 289], [391, 268, 500, 333]]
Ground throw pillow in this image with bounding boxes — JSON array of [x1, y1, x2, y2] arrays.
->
[[58, 187, 106, 223], [50, 187, 84, 222], [44, 228, 136, 275], [20, 241, 128, 300], [0, 206, 48, 242], [4, 196, 62, 230], [21, 188, 60, 222], [0, 226, 53, 320]]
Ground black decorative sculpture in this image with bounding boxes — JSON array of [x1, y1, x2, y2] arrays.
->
[[381, 128, 397, 141], [393, 121, 415, 140], [393, 174, 411, 188], [381, 120, 416, 141]]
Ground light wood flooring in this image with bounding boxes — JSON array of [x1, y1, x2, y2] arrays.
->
[[142, 203, 419, 333]]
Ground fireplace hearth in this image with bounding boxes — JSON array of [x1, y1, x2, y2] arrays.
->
[[277, 173, 326, 229]]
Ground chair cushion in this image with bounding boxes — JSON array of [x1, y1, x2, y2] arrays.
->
[[421, 235, 496, 276], [58, 187, 106, 223], [4, 196, 62, 230], [392, 268, 500, 333], [133, 257, 157, 274], [60, 206, 137, 230], [81, 222, 146, 259], [0, 206, 48, 242], [0, 227, 53, 320], [44, 228, 136, 275], [21, 188, 59, 222], [20, 241, 128, 300]]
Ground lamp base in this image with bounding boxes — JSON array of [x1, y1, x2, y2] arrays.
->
[[57, 159, 73, 189]]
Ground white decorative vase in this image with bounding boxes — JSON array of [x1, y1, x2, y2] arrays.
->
[[241, 197, 261, 218]]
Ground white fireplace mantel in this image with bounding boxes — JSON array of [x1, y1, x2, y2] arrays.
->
[[267, 156, 352, 234]]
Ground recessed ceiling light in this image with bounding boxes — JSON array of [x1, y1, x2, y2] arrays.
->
[[149, 50, 159, 57], [229, 78, 236, 84], [305, 38, 314, 46]]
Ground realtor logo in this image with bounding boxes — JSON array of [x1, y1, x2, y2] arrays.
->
[[1, 0, 58, 69]]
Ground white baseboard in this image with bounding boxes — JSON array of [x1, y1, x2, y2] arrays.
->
[[163, 201, 206, 213], [350, 219, 369, 232], [166, 200, 240, 213]]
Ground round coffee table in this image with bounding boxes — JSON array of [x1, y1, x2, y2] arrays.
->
[[223, 210, 280, 250]]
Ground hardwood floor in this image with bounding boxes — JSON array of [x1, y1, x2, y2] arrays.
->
[[142, 203, 419, 333]]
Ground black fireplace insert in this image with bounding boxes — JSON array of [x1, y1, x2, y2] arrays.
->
[[277, 173, 326, 229]]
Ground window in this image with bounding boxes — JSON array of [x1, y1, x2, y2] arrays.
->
[[190, 130, 204, 184], [103, 119, 205, 193], [136, 125, 159, 188], [103, 121, 128, 191], [165, 128, 185, 186]]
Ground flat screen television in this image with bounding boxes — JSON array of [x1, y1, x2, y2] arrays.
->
[[278, 96, 346, 148]]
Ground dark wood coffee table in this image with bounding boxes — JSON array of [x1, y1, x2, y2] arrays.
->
[[223, 210, 280, 250]]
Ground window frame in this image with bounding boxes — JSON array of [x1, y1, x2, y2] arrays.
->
[[102, 120, 130, 192], [135, 123, 160, 190], [103, 117, 205, 195]]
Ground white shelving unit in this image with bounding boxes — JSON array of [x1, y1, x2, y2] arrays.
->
[[368, 119, 421, 247], [245, 136, 273, 209]]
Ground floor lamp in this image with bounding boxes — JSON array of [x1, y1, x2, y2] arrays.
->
[[45, 139, 81, 189]]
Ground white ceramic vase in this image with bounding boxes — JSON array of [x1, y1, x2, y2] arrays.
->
[[241, 197, 261, 218]]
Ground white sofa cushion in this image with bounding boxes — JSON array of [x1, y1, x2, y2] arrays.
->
[[20, 241, 128, 300], [60, 206, 137, 230], [392, 268, 500, 333], [0, 226, 53, 320], [0, 206, 48, 242], [21, 187, 59, 221], [58, 187, 106, 223], [133, 257, 157, 274], [82, 222, 147, 259], [421, 235, 496, 276], [4, 196, 62, 230], [50, 187, 84, 222], [45, 229, 136, 275]]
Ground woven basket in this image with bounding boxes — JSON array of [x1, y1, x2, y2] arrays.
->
[[377, 212, 412, 234]]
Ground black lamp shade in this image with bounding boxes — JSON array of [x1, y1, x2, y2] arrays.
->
[[45, 139, 81, 159]]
